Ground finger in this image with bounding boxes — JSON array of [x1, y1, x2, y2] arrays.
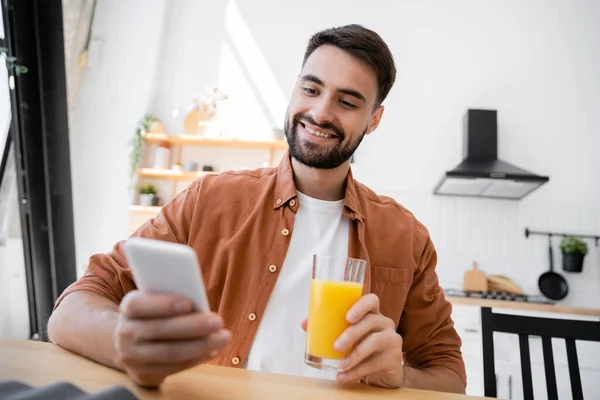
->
[[334, 313, 392, 353], [346, 294, 380, 324], [300, 318, 307, 332], [338, 351, 401, 383], [130, 312, 223, 342], [120, 291, 194, 319], [123, 329, 231, 366], [339, 330, 401, 372]]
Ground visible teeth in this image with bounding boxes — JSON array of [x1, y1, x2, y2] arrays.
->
[[306, 126, 333, 138]]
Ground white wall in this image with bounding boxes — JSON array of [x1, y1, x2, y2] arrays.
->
[[72, 0, 600, 306], [70, 0, 169, 271]]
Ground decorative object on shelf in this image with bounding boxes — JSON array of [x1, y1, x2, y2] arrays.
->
[[183, 86, 228, 136], [139, 184, 160, 207], [172, 163, 182, 172], [202, 165, 214, 172], [560, 236, 588, 273], [153, 141, 172, 170], [147, 119, 165, 134], [184, 102, 211, 135], [183, 161, 198, 172], [129, 115, 154, 179], [205, 85, 228, 115]]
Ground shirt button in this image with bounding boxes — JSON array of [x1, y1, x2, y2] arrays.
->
[[248, 313, 256, 321], [281, 228, 289, 236], [268, 264, 277, 273], [232, 357, 240, 365], [276, 199, 282, 205], [290, 199, 296, 206]]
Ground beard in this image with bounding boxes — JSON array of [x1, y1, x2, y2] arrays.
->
[[284, 112, 366, 169]]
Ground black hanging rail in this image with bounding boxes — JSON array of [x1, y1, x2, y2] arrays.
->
[[525, 227, 600, 247]]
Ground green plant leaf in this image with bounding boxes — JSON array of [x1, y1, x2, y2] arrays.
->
[[560, 236, 588, 255], [15, 65, 28, 75], [129, 114, 158, 179], [139, 183, 158, 195]]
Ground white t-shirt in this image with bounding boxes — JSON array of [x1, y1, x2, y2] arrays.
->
[[244, 191, 349, 379]]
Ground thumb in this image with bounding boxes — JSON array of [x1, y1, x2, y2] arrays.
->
[[300, 318, 308, 332]]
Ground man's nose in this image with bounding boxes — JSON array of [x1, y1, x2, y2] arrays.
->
[[309, 98, 335, 125]]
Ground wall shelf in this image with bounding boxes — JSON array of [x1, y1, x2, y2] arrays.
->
[[130, 132, 287, 233], [142, 133, 288, 150], [129, 205, 162, 214], [137, 168, 219, 181]]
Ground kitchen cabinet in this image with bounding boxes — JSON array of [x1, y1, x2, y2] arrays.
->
[[450, 304, 600, 399]]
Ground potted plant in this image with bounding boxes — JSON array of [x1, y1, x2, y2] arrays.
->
[[139, 184, 160, 207], [560, 236, 588, 273], [129, 115, 164, 180]]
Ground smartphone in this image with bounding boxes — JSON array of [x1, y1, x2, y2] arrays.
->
[[124, 237, 211, 313]]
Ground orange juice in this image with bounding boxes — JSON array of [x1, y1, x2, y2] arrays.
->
[[306, 279, 363, 360]]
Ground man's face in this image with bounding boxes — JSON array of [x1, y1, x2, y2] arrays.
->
[[285, 45, 384, 169]]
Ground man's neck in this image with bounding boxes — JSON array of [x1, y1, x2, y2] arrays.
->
[[290, 157, 350, 201]]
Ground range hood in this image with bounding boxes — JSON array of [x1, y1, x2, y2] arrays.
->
[[433, 109, 549, 200]]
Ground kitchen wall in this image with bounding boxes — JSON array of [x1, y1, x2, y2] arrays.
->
[[68, 0, 168, 271], [71, 0, 600, 306]]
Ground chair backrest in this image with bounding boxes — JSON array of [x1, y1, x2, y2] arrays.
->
[[481, 307, 600, 400]]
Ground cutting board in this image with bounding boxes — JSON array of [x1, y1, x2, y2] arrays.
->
[[462, 262, 488, 292], [487, 275, 523, 295], [462, 262, 523, 295]]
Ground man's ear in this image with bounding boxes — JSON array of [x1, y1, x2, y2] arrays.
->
[[365, 105, 384, 135]]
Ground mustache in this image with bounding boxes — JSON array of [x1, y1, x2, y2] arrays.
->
[[294, 113, 345, 139]]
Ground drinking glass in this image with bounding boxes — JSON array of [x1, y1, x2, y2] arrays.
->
[[304, 254, 367, 371]]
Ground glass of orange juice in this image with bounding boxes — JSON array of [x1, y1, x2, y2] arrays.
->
[[304, 254, 367, 371]]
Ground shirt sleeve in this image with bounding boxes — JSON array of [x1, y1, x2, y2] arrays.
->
[[53, 180, 200, 311], [397, 232, 467, 386]]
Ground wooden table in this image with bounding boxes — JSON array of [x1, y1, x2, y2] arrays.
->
[[0, 338, 485, 400]]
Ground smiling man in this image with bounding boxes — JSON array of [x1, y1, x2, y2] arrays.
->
[[48, 25, 466, 393]]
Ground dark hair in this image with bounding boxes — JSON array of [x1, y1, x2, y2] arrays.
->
[[302, 24, 396, 107]]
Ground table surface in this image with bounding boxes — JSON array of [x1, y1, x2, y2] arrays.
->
[[446, 296, 600, 317], [0, 338, 487, 400]]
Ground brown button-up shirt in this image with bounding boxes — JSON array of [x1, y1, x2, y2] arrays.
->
[[55, 151, 466, 385]]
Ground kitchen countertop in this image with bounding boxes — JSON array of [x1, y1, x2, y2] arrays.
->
[[446, 295, 600, 317]]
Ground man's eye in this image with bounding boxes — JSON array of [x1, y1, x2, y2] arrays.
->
[[341, 100, 357, 108], [303, 87, 317, 95]]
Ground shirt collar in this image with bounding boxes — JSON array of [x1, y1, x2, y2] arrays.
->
[[273, 151, 365, 221]]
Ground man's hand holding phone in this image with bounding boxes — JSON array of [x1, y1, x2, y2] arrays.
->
[[113, 291, 231, 387], [118, 237, 229, 387]]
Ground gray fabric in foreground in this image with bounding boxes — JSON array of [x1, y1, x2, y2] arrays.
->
[[0, 380, 138, 400]]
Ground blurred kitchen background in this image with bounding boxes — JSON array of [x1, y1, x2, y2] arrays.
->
[[64, 0, 599, 302], [1, 1, 599, 398]]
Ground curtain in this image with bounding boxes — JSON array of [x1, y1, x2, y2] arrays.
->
[[61, 0, 96, 131]]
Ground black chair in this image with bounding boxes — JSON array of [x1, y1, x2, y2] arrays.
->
[[481, 307, 600, 400]]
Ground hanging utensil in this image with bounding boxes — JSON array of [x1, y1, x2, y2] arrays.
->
[[538, 235, 569, 300]]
